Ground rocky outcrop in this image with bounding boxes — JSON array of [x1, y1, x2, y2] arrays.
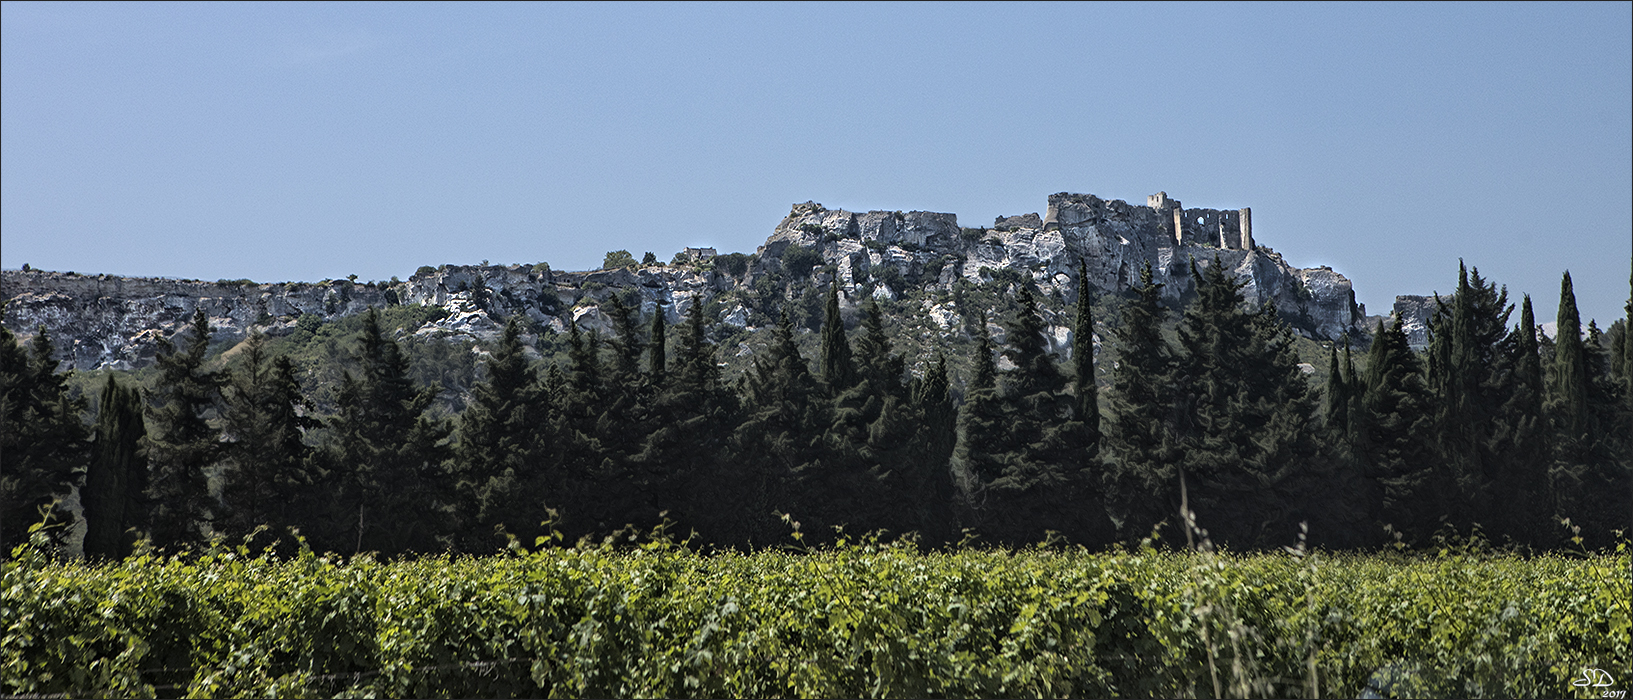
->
[[4, 191, 1369, 371], [1391, 294, 1449, 348]]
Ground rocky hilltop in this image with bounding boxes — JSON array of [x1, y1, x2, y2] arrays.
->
[[4, 191, 1372, 371]]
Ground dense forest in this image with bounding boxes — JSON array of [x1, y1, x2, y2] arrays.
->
[[3, 258, 1629, 558]]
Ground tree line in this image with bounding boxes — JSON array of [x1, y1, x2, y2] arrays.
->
[[3, 258, 1629, 558]]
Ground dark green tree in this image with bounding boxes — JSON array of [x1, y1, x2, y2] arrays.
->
[[950, 310, 1008, 516], [1423, 262, 1514, 531], [733, 309, 827, 545], [1484, 296, 1551, 545], [904, 353, 958, 542], [1546, 272, 1631, 546], [1358, 318, 1439, 544], [1101, 263, 1182, 541], [1072, 263, 1101, 453], [1547, 272, 1588, 438], [456, 317, 548, 550], [143, 309, 224, 549], [818, 286, 855, 393], [982, 285, 1101, 544], [1174, 258, 1325, 547], [0, 325, 89, 552], [326, 308, 453, 554], [636, 296, 737, 541], [81, 375, 146, 559], [218, 333, 316, 543], [647, 301, 667, 384]]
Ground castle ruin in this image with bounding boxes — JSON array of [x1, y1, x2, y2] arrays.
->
[[1144, 191, 1253, 250]]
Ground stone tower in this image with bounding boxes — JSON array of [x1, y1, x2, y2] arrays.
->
[[1239, 208, 1253, 249]]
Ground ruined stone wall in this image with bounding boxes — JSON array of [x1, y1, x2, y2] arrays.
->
[[1177, 208, 1245, 249]]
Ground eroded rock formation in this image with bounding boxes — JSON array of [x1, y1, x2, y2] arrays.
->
[[3, 191, 1369, 371]]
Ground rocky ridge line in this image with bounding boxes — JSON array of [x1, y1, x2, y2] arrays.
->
[[4, 191, 1375, 371]]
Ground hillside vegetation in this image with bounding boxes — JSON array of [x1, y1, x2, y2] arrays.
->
[[2, 259, 1629, 558]]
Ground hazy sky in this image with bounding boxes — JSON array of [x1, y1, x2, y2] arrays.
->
[[4, 2, 1630, 325]]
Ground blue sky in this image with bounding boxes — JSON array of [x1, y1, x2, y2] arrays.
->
[[4, 2, 1630, 325]]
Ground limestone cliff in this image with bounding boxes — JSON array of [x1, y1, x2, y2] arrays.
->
[[3, 191, 1368, 371]]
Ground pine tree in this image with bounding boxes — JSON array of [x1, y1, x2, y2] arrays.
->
[[218, 333, 316, 543], [326, 307, 453, 554], [1359, 317, 1439, 544], [456, 317, 548, 549], [1101, 262, 1181, 541], [1173, 258, 1323, 547], [143, 309, 224, 549], [81, 376, 147, 559], [0, 325, 89, 552], [636, 296, 737, 542]]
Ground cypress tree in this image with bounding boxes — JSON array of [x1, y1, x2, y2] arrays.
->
[[825, 297, 902, 532], [951, 310, 1008, 508], [82, 375, 146, 559], [637, 295, 737, 541], [1073, 263, 1101, 453], [1548, 271, 1588, 439], [988, 285, 1106, 545], [143, 309, 224, 549], [1547, 273, 1632, 546], [1423, 262, 1514, 532], [0, 325, 89, 552], [647, 300, 667, 385], [1323, 344, 1350, 436], [819, 286, 855, 392], [905, 353, 958, 541], [218, 333, 316, 544], [1490, 296, 1550, 546]]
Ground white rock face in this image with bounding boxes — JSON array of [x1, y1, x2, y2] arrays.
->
[[5, 190, 1370, 371]]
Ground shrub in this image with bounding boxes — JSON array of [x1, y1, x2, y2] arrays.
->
[[780, 245, 822, 278], [416, 266, 437, 278], [603, 250, 637, 270], [715, 252, 750, 277]]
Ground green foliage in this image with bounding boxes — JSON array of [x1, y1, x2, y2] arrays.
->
[[780, 245, 822, 279], [4, 534, 1626, 699], [143, 309, 225, 548], [321, 308, 454, 554], [0, 325, 90, 553], [714, 252, 750, 278], [81, 376, 146, 560], [217, 333, 317, 545], [603, 250, 637, 270], [641, 251, 658, 266], [1102, 263, 1182, 539]]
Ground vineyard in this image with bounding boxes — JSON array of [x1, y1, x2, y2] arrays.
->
[[3, 525, 1628, 699]]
